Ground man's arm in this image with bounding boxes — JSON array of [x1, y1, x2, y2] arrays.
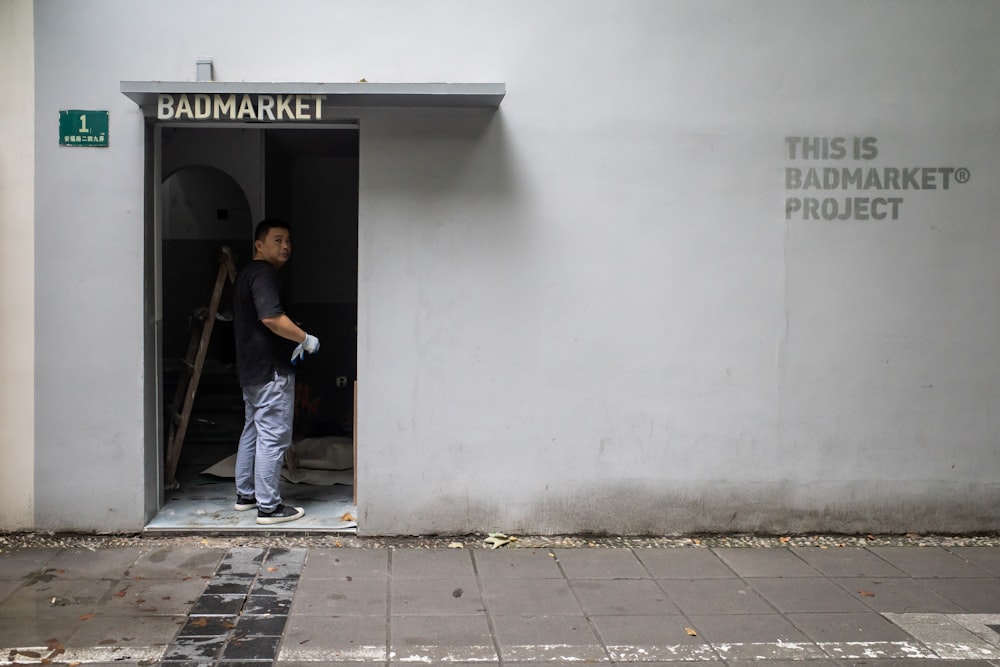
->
[[260, 314, 308, 344]]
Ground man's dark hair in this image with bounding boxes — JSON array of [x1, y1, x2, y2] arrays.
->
[[254, 218, 291, 242]]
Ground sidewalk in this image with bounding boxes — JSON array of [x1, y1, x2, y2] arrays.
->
[[2, 540, 1000, 665]]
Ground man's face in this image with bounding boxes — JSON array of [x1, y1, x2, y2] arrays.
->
[[255, 227, 291, 268]]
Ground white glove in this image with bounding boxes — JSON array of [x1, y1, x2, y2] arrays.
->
[[291, 333, 320, 364]]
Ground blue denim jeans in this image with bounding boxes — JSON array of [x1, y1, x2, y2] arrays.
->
[[235, 370, 294, 512]]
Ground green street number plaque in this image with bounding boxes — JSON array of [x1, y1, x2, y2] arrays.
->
[[59, 110, 109, 147]]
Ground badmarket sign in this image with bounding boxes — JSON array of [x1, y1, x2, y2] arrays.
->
[[157, 93, 330, 121], [784, 136, 971, 222]]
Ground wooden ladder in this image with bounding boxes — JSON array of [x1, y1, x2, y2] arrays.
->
[[165, 246, 238, 486]]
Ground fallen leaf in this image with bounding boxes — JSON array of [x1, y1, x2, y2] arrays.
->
[[685, 627, 698, 636], [779, 536, 791, 543], [69, 662, 81, 666], [447, 542, 464, 549], [341, 512, 355, 522], [267, 567, 278, 572], [114, 589, 128, 597], [79, 613, 94, 621], [484, 533, 513, 549], [859, 590, 875, 597]]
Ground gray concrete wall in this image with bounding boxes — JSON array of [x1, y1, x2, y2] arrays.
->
[[30, 0, 1000, 533], [0, 0, 36, 531]]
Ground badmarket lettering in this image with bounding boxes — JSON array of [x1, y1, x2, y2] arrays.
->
[[157, 93, 328, 121], [784, 136, 970, 222]]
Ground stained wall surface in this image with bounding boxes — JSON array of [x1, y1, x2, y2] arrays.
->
[[0, 0, 35, 531], [28, 0, 1000, 533]]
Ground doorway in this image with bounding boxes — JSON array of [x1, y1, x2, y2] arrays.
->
[[147, 124, 360, 532]]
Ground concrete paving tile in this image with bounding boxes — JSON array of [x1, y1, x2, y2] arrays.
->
[[787, 611, 916, 642], [724, 662, 838, 667], [279, 615, 387, 661], [204, 575, 256, 596], [950, 547, 1000, 577], [0, 548, 60, 579], [748, 577, 871, 613], [869, 546, 987, 578], [832, 577, 966, 613], [243, 595, 292, 615], [127, 548, 224, 579], [251, 577, 298, 599], [685, 614, 827, 660], [571, 578, 679, 615], [917, 578, 1000, 613], [56, 664, 169, 667], [288, 576, 386, 616], [234, 614, 287, 637], [472, 548, 562, 579], [178, 615, 238, 637], [162, 635, 226, 661], [0, 579, 21, 604], [551, 548, 647, 579], [390, 548, 474, 578], [300, 548, 389, 580], [0, 579, 115, 618], [687, 612, 814, 644], [481, 577, 582, 615], [658, 578, 774, 615], [884, 612, 1000, 659], [590, 614, 718, 661], [190, 594, 248, 616], [391, 576, 484, 615], [279, 663, 387, 667], [713, 640, 826, 661], [260, 548, 307, 578], [102, 577, 207, 615], [221, 634, 281, 660], [791, 547, 908, 578], [216, 548, 267, 576], [712, 547, 819, 578], [390, 614, 497, 662], [43, 548, 143, 580], [0, 613, 89, 646], [491, 614, 607, 662], [824, 662, 996, 667], [65, 613, 185, 647], [634, 547, 735, 579]]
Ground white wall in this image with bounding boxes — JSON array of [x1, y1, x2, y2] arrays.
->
[[31, 0, 1000, 533], [0, 0, 35, 531]]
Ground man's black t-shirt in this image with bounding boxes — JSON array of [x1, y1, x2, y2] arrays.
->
[[233, 260, 295, 387]]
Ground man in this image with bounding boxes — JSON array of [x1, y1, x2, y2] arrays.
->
[[232, 219, 320, 525]]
